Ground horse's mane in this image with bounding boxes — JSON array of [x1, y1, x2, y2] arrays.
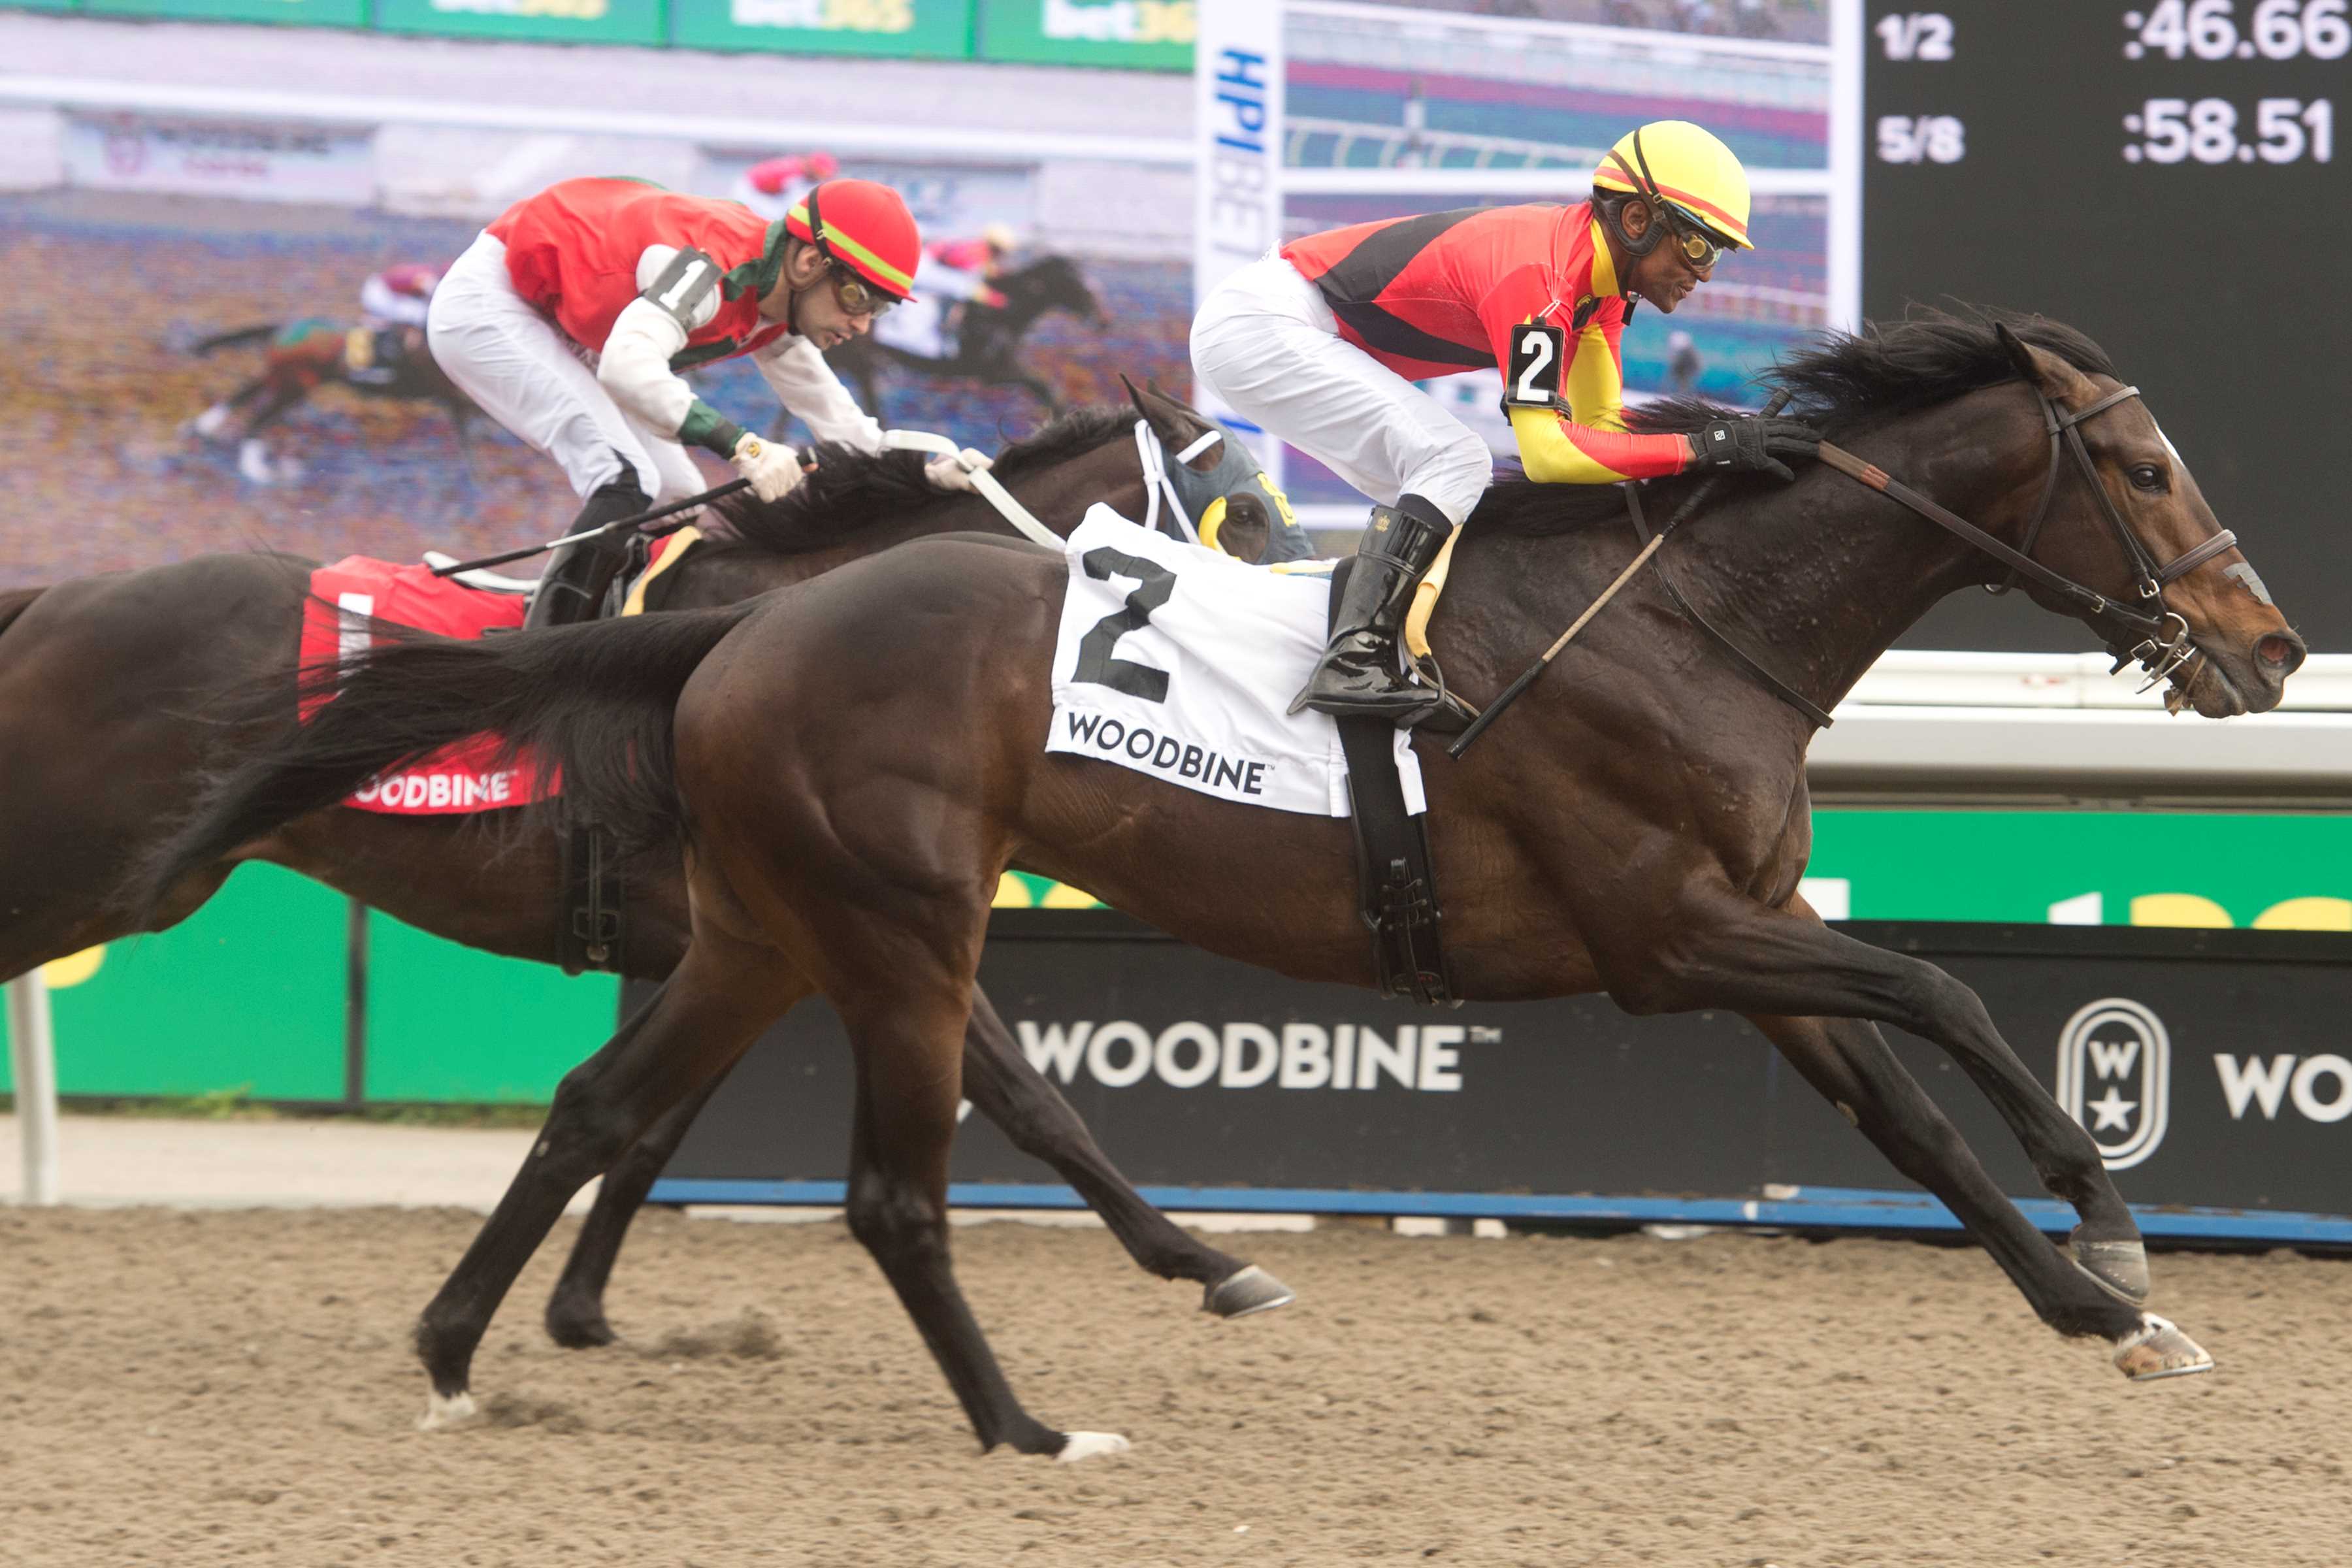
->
[[707, 403, 1133, 556], [1471, 306, 2117, 539]]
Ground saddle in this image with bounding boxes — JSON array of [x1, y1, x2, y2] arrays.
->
[[1326, 557, 1458, 1007]]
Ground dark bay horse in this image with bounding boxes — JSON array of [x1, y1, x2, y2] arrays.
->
[[187, 317, 478, 485], [5, 388, 1294, 1351], [146, 313, 2308, 1460], [826, 253, 1103, 421]]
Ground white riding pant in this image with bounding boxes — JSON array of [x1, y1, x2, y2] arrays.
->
[[428, 231, 706, 504], [1190, 252, 1494, 525]]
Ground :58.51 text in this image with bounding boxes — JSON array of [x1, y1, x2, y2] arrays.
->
[[2124, 97, 2334, 162]]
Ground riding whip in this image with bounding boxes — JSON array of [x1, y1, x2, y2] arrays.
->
[[429, 479, 751, 577], [1446, 389, 1795, 760]]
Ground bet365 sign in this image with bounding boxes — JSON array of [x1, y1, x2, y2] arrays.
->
[[979, 0, 1196, 69]]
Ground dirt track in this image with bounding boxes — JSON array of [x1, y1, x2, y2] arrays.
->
[[1, 1207, 2345, 1566]]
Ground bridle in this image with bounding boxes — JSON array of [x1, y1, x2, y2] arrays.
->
[[1648, 376, 2240, 728], [1968, 379, 2238, 686]]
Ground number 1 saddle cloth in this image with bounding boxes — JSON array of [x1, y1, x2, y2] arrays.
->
[[1046, 506, 1426, 819], [301, 555, 551, 816]]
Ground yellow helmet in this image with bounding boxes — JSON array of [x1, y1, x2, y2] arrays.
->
[[1592, 120, 1754, 252]]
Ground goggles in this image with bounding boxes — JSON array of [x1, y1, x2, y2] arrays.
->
[[828, 265, 896, 319], [1660, 208, 1727, 271]]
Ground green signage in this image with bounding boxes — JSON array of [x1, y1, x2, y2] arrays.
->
[[1810, 809, 2352, 930], [81, 0, 364, 20], [375, 0, 664, 45], [1005, 809, 2352, 933], [673, 0, 973, 57], [362, 907, 617, 1103], [977, 0, 1190, 69], [0, 866, 348, 1102], [1, 1, 80, 12]]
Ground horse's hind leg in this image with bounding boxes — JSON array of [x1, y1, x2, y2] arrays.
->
[[540, 983, 1292, 1352], [189, 376, 269, 440], [1746, 1011, 2206, 1378], [414, 944, 802, 1426], [541, 1060, 732, 1348], [961, 988, 1292, 1317], [836, 968, 1128, 1460]]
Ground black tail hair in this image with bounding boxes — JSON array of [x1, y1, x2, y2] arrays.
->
[[189, 323, 281, 355], [128, 602, 757, 920]]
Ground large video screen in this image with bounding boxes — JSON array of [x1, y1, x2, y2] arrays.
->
[[1198, 0, 2344, 649]]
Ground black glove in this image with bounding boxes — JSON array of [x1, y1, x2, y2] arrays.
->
[[1688, 416, 1824, 482]]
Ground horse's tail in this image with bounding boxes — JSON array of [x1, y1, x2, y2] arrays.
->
[[131, 604, 759, 919], [0, 587, 44, 644], [189, 323, 280, 356]]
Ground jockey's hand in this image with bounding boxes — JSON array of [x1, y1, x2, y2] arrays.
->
[[978, 288, 1009, 311], [730, 433, 805, 502], [923, 448, 993, 493], [1686, 415, 1825, 483]]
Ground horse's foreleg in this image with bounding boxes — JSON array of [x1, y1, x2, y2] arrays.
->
[[235, 384, 309, 484], [414, 946, 799, 1428], [838, 970, 1127, 1461], [1742, 1011, 2200, 1376], [1620, 890, 2170, 1349], [540, 1056, 735, 1348], [960, 988, 1291, 1316]]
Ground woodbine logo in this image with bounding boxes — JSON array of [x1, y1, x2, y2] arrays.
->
[[2055, 997, 2170, 1169], [1016, 1019, 1472, 1092]]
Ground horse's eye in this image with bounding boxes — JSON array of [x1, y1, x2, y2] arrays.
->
[[2128, 463, 2169, 493]]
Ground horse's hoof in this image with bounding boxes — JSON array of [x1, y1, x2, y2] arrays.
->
[[1055, 1430, 1130, 1463], [1203, 1264, 1296, 1320], [544, 1301, 617, 1350], [418, 1390, 478, 1430], [2072, 1234, 2151, 1305], [2112, 1313, 2215, 1381]]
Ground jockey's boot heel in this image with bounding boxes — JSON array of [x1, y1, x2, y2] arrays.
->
[[525, 470, 649, 631], [1290, 493, 1452, 726]]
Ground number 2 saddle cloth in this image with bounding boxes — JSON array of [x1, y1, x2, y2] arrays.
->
[[1047, 505, 1426, 819]]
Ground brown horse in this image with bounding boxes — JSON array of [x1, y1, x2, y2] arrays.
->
[[7, 389, 1296, 1349], [186, 316, 478, 485], [144, 313, 2307, 1460]]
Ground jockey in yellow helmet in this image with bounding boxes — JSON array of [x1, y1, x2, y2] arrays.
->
[[1193, 120, 1823, 726]]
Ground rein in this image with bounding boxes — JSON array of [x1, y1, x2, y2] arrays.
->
[[1649, 378, 2238, 728]]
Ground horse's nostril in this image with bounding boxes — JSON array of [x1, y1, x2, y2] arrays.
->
[[2257, 633, 2304, 674]]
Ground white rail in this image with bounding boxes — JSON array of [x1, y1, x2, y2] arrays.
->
[[0, 75, 1196, 167], [5, 974, 59, 1206]]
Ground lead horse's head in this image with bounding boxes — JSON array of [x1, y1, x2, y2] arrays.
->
[[1987, 321, 2304, 717]]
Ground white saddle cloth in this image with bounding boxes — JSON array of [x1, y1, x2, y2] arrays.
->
[[1048, 506, 1426, 818]]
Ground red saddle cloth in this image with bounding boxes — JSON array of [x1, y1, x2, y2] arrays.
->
[[302, 556, 553, 815]]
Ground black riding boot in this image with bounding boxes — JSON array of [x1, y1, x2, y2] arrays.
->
[[1290, 493, 1452, 725], [523, 473, 647, 631]]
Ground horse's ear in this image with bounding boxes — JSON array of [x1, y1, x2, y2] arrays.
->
[[1993, 321, 2040, 382], [1119, 372, 1150, 422], [1996, 319, 2094, 401]]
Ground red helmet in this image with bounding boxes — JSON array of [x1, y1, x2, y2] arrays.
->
[[785, 179, 920, 302]]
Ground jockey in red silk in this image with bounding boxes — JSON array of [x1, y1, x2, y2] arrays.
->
[[1192, 121, 1824, 726], [430, 175, 982, 629], [735, 150, 839, 223], [360, 263, 439, 329]]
